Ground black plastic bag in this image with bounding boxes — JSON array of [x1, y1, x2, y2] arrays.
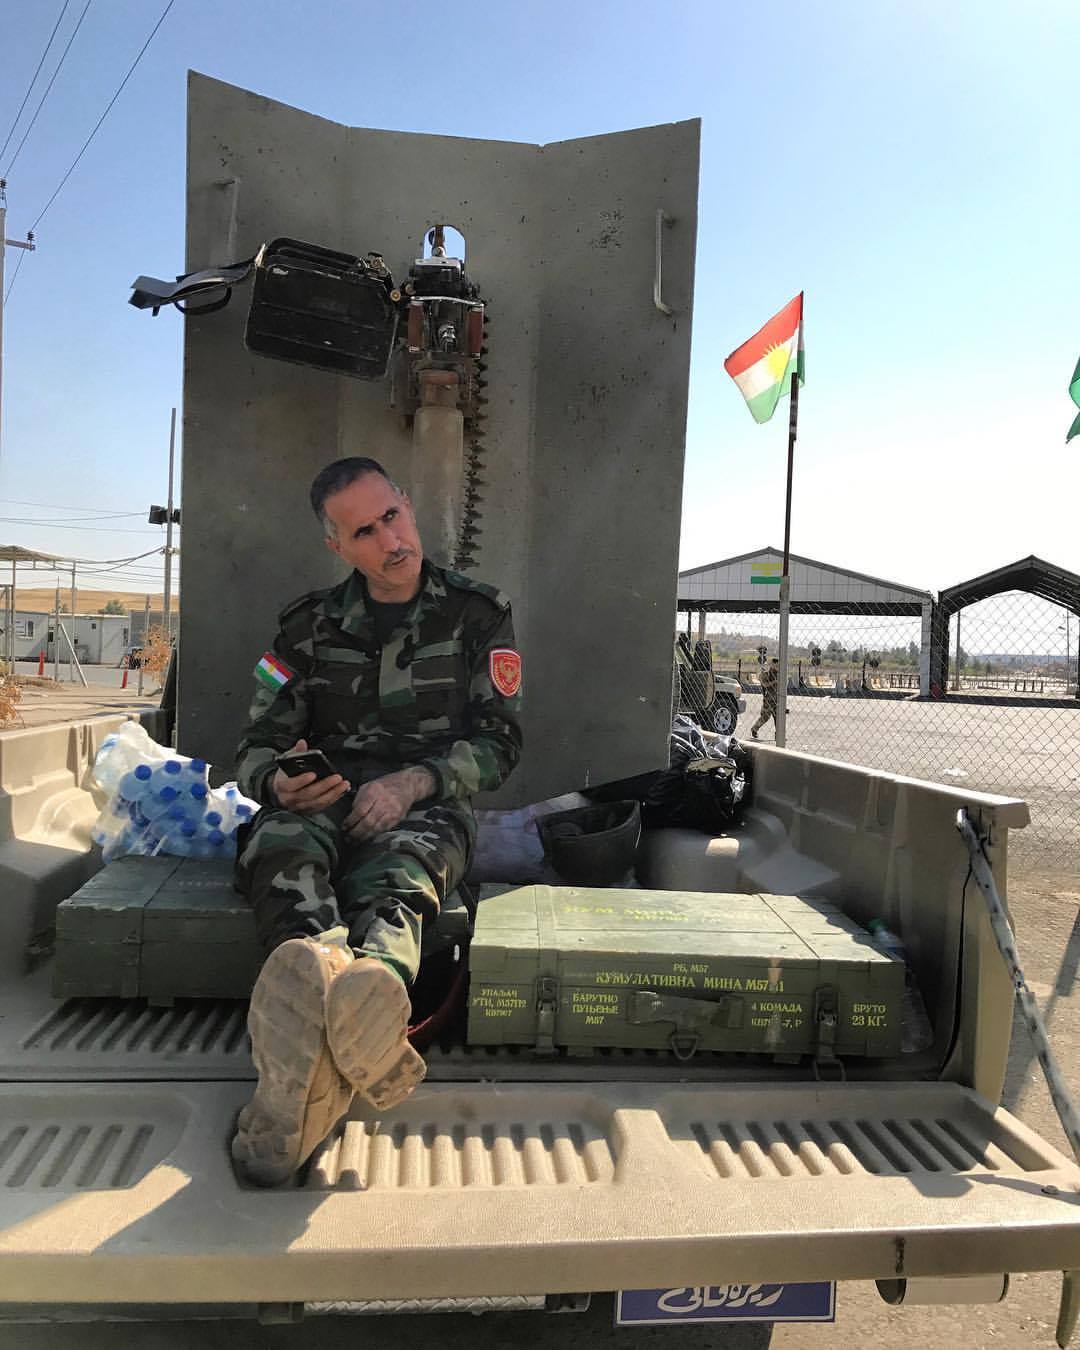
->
[[642, 742, 751, 834]]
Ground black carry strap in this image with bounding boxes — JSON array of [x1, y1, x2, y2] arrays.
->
[[129, 257, 257, 316]]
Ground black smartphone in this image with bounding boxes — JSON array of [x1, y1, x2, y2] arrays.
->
[[274, 749, 338, 780]]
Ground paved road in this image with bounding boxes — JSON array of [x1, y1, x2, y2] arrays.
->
[[733, 691, 1080, 852], [13, 660, 141, 691]]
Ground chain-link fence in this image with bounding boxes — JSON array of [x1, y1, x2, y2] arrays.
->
[[676, 588, 1080, 861]]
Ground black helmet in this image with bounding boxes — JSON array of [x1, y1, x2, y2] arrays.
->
[[537, 800, 641, 886]]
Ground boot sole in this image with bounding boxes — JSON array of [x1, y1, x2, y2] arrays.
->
[[232, 940, 348, 1186], [325, 961, 427, 1112]]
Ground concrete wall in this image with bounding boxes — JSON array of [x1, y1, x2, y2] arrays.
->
[[180, 76, 698, 804]]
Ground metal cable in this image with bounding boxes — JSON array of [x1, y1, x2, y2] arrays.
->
[[29, 0, 176, 235], [956, 808, 1080, 1165], [2, 0, 94, 179], [0, 0, 73, 167]]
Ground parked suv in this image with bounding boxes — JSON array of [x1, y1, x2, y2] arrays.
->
[[673, 635, 745, 734]]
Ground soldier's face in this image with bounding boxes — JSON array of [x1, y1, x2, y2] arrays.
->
[[323, 472, 424, 602]]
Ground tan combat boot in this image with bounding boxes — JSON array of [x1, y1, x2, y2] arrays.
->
[[232, 930, 355, 1186], [324, 957, 427, 1112]]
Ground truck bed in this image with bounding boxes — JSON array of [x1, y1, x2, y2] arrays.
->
[[1, 716, 1078, 1315]]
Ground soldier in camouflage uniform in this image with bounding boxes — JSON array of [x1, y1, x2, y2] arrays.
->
[[231, 457, 522, 1185]]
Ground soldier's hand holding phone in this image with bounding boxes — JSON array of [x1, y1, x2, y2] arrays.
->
[[271, 740, 351, 815]]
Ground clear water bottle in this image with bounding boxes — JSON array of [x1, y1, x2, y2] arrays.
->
[[189, 825, 229, 859], [184, 781, 210, 822], [181, 757, 209, 788], [149, 760, 184, 795], [92, 734, 124, 792], [868, 919, 934, 1053], [170, 819, 200, 856], [141, 785, 181, 821], [117, 763, 153, 805]]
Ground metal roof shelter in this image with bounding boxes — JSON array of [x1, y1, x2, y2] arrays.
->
[[929, 555, 1080, 698], [0, 545, 65, 668], [678, 547, 932, 615]]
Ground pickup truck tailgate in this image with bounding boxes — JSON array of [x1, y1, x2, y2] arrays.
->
[[1, 1079, 1079, 1304]]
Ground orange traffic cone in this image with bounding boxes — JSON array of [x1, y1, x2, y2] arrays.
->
[[36, 650, 45, 677], [121, 665, 129, 690]]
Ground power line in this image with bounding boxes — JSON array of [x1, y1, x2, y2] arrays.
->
[[29, 0, 176, 235], [0, 511, 148, 523], [0, 519, 165, 533], [0, 497, 143, 515], [3, 0, 94, 179], [0, 0, 73, 167]]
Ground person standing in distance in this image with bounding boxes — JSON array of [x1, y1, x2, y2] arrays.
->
[[231, 456, 522, 1185], [751, 656, 780, 740]]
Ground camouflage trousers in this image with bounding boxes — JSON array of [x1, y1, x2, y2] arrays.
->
[[751, 699, 778, 735], [234, 797, 473, 985]]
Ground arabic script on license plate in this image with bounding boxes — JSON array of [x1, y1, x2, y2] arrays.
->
[[615, 1282, 836, 1325]]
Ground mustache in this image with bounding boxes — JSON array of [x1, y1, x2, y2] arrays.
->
[[384, 549, 413, 566]]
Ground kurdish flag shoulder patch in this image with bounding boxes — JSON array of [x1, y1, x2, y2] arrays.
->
[[254, 651, 295, 692]]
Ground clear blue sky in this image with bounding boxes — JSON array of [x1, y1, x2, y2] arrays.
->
[[1, 0, 1077, 597]]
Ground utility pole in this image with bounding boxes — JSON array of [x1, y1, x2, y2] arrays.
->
[[69, 562, 77, 682], [164, 407, 176, 638], [53, 584, 60, 682], [149, 409, 180, 640], [0, 182, 37, 470]]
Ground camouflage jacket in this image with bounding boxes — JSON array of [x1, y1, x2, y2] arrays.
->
[[236, 561, 522, 809]]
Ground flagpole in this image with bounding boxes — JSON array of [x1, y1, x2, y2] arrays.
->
[[774, 369, 799, 747]]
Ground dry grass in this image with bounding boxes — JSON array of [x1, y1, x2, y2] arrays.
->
[[14, 589, 177, 617], [140, 624, 173, 681], [0, 676, 22, 728]]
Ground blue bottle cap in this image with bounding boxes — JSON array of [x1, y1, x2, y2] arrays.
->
[[167, 804, 187, 822], [236, 804, 253, 820], [160, 786, 179, 803], [189, 757, 208, 775], [162, 760, 182, 775], [207, 829, 226, 846], [190, 783, 208, 800], [134, 764, 152, 780], [180, 821, 198, 838], [205, 811, 222, 827]]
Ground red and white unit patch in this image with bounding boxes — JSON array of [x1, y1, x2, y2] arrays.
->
[[489, 648, 522, 698]]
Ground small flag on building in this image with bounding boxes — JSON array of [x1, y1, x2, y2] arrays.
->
[[750, 561, 783, 585], [724, 293, 805, 425], [1067, 355, 1080, 444]]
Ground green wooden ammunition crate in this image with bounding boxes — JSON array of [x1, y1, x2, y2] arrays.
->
[[54, 856, 261, 1002], [467, 886, 905, 1061], [53, 856, 474, 1002]]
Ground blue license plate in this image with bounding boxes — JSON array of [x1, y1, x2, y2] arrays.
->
[[615, 1282, 836, 1325]]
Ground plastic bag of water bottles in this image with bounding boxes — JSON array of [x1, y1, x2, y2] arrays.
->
[[89, 721, 258, 862]]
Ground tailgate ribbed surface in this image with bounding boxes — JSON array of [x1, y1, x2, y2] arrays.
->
[[678, 1106, 1055, 1178], [0, 1089, 186, 1191], [0, 968, 252, 1079], [308, 1114, 615, 1191], [0, 1081, 1079, 1303]]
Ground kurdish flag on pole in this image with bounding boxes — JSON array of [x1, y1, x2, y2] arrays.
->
[[1067, 355, 1080, 444], [724, 293, 805, 424]]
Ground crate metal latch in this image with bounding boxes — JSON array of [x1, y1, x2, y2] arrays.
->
[[534, 975, 559, 1055], [812, 985, 846, 1081]]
